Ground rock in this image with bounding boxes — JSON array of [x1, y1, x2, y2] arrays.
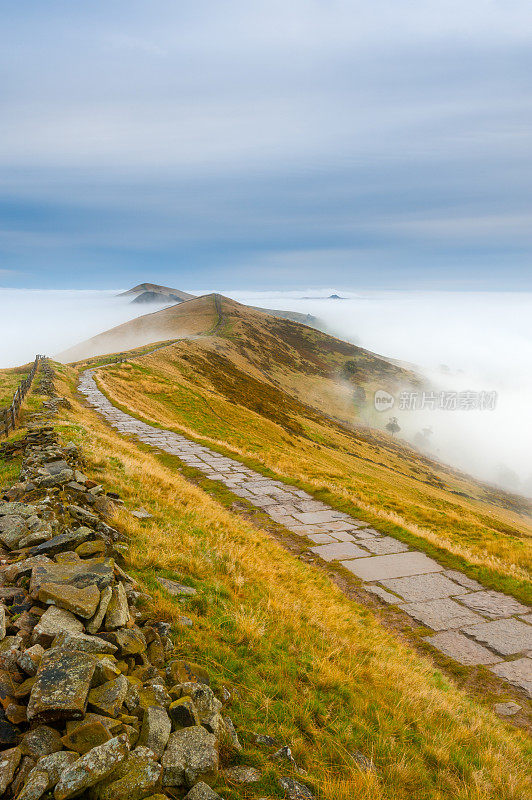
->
[[68, 505, 99, 525], [66, 712, 122, 735], [183, 783, 223, 800], [253, 733, 278, 747], [176, 683, 222, 734], [10, 755, 37, 797], [0, 634, 24, 670], [27, 647, 96, 723], [87, 586, 113, 635], [20, 725, 63, 757], [32, 605, 84, 647], [162, 726, 218, 787], [2, 555, 52, 583], [88, 674, 129, 717], [53, 631, 117, 655], [54, 733, 130, 800], [76, 541, 106, 558], [18, 752, 79, 800], [278, 777, 314, 799], [225, 765, 261, 783], [137, 706, 171, 758], [93, 656, 121, 685], [273, 745, 297, 766], [106, 627, 147, 656], [494, 701, 522, 716], [131, 508, 152, 520], [30, 528, 91, 558], [168, 697, 200, 728], [157, 577, 196, 596], [166, 660, 210, 686], [62, 720, 111, 753], [0, 515, 28, 548], [0, 604, 5, 640], [18, 644, 45, 676], [221, 716, 241, 752], [0, 715, 20, 746], [29, 557, 114, 599], [39, 583, 100, 618], [18, 526, 53, 549], [90, 746, 162, 800], [0, 746, 22, 794], [104, 583, 129, 629]]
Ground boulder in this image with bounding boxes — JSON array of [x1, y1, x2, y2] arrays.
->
[[39, 583, 100, 618], [54, 733, 130, 800], [166, 660, 210, 687], [90, 746, 162, 800], [52, 631, 117, 655], [168, 696, 200, 728], [106, 627, 147, 656], [157, 578, 196, 597], [104, 583, 129, 629], [0, 515, 28, 549], [87, 586, 113, 635], [18, 752, 79, 800], [30, 528, 90, 558], [61, 720, 111, 754], [0, 746, 22, 794], [32, 606, 84, 648], [0, 604, 5, 640], [162, 726, 218, 787], [183, 783, 222, 799], [88, 674, 129, 717], [137, 706, 171, 758], [27, 647, 96, 723], [20, 725, 63, 757], [17, 644, 45, 676], [30, 558, 114, 599], [278, 777, 315, 799]]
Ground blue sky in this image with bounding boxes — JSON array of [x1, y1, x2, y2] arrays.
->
[[2, 0, 532, 290]]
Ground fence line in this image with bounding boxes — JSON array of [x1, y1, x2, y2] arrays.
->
[[0, 355, 43, 438]]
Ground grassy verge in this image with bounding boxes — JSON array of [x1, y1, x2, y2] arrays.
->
[[48, 367, 532, 800]]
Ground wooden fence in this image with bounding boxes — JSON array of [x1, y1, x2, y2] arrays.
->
[[0, 355, 42, 438]]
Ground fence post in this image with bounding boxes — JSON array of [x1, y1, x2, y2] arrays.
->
[[0, 354, 42, 439]]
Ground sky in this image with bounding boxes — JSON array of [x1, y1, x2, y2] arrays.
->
[[1, 1, 532, 290]]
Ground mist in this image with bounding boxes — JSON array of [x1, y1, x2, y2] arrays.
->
[[1, 286, 531, 497], [228, 289, 532, 496]]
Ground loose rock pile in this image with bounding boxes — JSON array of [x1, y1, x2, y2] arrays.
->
[[0, 367, 243, 799]]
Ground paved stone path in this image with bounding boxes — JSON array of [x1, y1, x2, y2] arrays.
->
[[79, 369, 532, 697]]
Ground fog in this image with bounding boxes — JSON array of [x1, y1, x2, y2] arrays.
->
[[229, 289, 532, 496], [1, 286, 531, 496]]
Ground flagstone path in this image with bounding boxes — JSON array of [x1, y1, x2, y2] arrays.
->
[[79, 368, 532, 698]]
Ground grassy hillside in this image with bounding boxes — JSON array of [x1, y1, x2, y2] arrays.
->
[[77, 296, 531, 600], [11, 361, 524, 800], [0, 362, 31, 407]]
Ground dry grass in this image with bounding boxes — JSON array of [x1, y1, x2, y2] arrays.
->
[[0, 363, 31, 408], [41, 365, 532, 800]]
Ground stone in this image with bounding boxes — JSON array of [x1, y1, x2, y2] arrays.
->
[[360, 536, 409, 555], [225, 765, 261, 783], [398, 598, 484, 630], [66, 712, 122, 735], [462, 619, 532, 656], [183, 783, 222, 800], [306, 534, 339, 544], [157, 577, 197, 596], [442, 570, 484, 591], [309, 542, 368, 561], [68, 505, 99, 525], [341, 552, 444, 582], [365, 585, 399, 604], [90, 746, 162, 800], [76, 540, 106, 558], [27, 647, 96, 723], [131, 508, 152, 520], [293, 511, 343, 524], [168, 696, 200, 728], [489, 658, 532, 697], [0, 717, 19, 746], [20, 725, 63, 757], [278, 777, 314, 799], [162, 726, 218, 787], [166, 660, 210, 686], [39, 583, 100, 618], [93, 657, 121, 685], [0, 746, 22, 794], [104, 583, 129, 629], [88, 674, 129, 717], [53, 631, 117, 655], [221, 715, 241, 752], [18, 752, 79, 800], [137, 706, 172, 758], [423, 631, 501, 666], [54, 733, 130, 800], [380, 573, 466, 602], [0, 604, 5, 640], [107, 627, 147, 656], [3, 555, 52, 583], [18, 644, 45, 676], [454, 590, 529, 619], [0, 515, 28, 548], [30, 528, 91, 558], [32, 605, 84, 647], [29, 557, 114, 598], [176, 683, 221, 729], [493, 701, 522, 716], [87, 586, 113, 635], [61, 720, 111, 754]]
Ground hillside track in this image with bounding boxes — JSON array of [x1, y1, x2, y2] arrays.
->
[[79, 367, 532, 701]]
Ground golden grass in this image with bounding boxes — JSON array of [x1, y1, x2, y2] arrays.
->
[[0, 363, 31, 408], [94, 350, 532, 590], [46, 365, 531, 800]]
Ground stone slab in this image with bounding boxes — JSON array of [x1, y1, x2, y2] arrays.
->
[[293, 511, 344, 524], [399, 598, 483, 630], [361, 536, 409, 555], [310, 542, 368, 562], [380, 573, 467, 602], [442, 570, 484, 591], [341, 552, 444, 582], [365, 585, 400, 604], [462, 619, 532, 656], [454, 590, 529, 619], [423, 631, 501, 665], [307, 534, 340, 544], [489, 658, 532, 697]]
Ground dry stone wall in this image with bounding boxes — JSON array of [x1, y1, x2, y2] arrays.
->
[[0, 361, 258, 800]]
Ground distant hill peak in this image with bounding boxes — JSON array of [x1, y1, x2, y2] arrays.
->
[[119, 283, 196, 303]]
